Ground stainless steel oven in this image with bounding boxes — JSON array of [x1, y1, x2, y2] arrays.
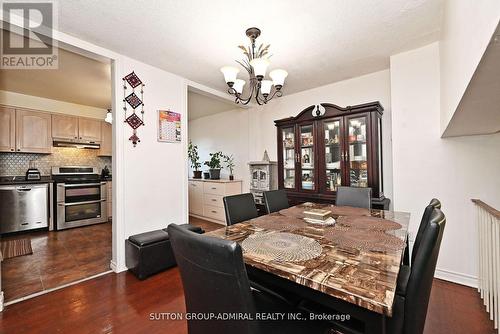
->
[[52, 167, 107, 230]]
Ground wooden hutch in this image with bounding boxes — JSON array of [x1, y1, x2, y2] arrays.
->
[[275, 102, 390, 210]]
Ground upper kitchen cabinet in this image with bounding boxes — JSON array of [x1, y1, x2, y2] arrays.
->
[[0, 106, 16, 152], [78, 118, 101, 142], [52, 114, 79, 141], [16, 109, 52, 153], [98, 121, 112, 156]]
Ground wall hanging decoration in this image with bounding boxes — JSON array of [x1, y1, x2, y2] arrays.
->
[[123, 71, 145, 147], [158, 110, 181, 143]]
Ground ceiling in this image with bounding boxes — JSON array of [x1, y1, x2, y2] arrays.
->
[[54, 0, 443, 97], [0, 32, 111, 109], [188, 90, 236, 121], [443, 24, 500, 137]]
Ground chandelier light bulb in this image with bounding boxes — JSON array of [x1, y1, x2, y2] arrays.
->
[[250, 58, 269, 80], [260, 80, 273, 96], [220, 66, 240, 86], [233, 79, 246, 94], [269, 69, 288, 89]]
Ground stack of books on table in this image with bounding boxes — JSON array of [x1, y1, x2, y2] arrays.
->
[[303, 208, 336, 226]]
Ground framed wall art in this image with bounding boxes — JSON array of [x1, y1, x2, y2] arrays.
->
[[158, 110, 181, 143]]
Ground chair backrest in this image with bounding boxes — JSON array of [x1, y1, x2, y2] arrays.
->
[[263, 189, 290, 214], [335, 186, 372, 209], [412, 198, 442, 265], [167, 224, 259, 334], [223, 193, 259, 226], [404, 208, 446, 334]]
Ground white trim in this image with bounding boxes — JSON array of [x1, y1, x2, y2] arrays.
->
[[435, 268, 478, 288], [0, 291, 4, 312], [110, 260, 127, 273], [3, 271, 113, 307]]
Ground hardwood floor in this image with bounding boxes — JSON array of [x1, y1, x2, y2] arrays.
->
[[0, 268, 494, 334], [0, 218, 494, 333], [0, 222, 111, 302], [189, 216, 224, 233]]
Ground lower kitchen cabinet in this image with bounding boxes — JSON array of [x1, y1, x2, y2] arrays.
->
[[188, 179, 242, 225]]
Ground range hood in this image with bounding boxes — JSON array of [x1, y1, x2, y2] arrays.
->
[[53, 140, 100, 149]]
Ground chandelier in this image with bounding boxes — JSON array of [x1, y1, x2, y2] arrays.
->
[[220, 27, 288, 105]]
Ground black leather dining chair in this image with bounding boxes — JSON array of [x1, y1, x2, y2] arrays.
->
[[411, 198, 441, 266], [388, 207, 446, 334], [167, 224, 333, 334], [223, 193, 259, 226], [312, 208, 446, 334], [335, 186, 371, 209], [402, 198, 442, 266], [263, 189, 290, 214]]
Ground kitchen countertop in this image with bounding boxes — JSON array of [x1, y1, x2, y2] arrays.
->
[[188, 178, 242, 183], [0, 176, 54, 185], [0, 175, 112, 185]]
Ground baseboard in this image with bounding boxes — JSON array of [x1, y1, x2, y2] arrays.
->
[[110, 260, 127, 273], [435, 268, 478, 288]]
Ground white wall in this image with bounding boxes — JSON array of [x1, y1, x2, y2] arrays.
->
[[0, 90, 107, 119], [118, 57, 188, 238], [189, 70, 394, 203], [439, 0, 500, 134], [391, 42, 500, 287], [189, 108, 251, 191]]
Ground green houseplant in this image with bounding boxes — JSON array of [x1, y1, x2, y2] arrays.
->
[[224, 154, 236, 180], [188, 141, 202, 179], [204, 151, 224, 180]]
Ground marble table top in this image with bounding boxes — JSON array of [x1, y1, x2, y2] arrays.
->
[[206, 203, 410, 316]]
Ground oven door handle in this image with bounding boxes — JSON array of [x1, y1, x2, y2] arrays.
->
[[58, 199, 106, 206], [57, 182, 106, 188]]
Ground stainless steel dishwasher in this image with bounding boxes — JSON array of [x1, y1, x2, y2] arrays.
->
[[0, 183, 49, 234]]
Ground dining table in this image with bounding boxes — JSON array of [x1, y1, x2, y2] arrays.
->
[[206, 202, 410, 334]]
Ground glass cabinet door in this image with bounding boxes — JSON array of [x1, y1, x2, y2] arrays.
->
[[281, 127, 296, 189], [299, 124, 315, 191], [323, 119, 342, 192], [346, 116, 369, 188]]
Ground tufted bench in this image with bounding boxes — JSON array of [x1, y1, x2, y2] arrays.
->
[[125, 224, 204, 280]]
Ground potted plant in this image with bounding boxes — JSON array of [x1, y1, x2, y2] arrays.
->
[[224, 154, 235, 180], [204, 151, 224, 180], [188, 141, 202, 179]]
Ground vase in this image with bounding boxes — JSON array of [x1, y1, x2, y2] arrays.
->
[[229, 175, 234, 180], [193, 170, 202, 179], [209, 168, 221, 180]]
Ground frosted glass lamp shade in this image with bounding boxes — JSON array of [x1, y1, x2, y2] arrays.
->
[[250, 58, 269, 79], [220, 66, 240, 85], [233, 79, 245, 94], [105, 109, 113, 124], [269, 69, 288, 88], [260, 80, 273, 95]]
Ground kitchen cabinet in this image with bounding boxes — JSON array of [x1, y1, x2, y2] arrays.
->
[[188, 180, 204, 216], [275, 102, 390, 210], [0, 106, 16, 152], [16, 109, 52, 154], [52, 114, 79, 141], [98, 121, 112, 156], [78, 118, 101, 142], [188, 179, 242, 225]]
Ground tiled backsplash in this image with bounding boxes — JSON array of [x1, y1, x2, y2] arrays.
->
[[0, 147, 112, 176]]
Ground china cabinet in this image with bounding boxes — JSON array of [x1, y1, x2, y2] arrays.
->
[[275, 102, 389, 210]]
